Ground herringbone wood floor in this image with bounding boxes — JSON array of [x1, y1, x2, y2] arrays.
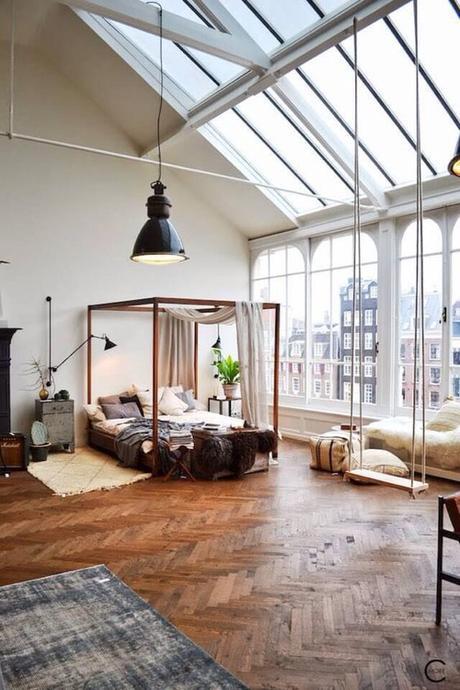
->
[[1, 440, 459, 689]]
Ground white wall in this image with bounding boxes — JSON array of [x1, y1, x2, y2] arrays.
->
[[0, 45, 248, 444]]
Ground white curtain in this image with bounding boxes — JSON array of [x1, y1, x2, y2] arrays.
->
[[164, 306, 236, 325], [158, 314, 195, 390], [163, 303, 269, 428], [235, 302, 269, 428]]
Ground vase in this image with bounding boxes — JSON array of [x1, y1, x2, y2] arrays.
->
[[223, 383, 240, 400], [39, 387, 49, 401]]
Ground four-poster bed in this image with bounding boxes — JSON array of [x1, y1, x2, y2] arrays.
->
[[86, 297, 280, 470]]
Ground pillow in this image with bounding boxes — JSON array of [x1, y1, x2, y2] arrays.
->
[[83, 404, 106, 424], [426, 401, 460, 432], [98, 394, 121, 405], [101, 402, 142, 419], [120, 394, 144, 416], [126, 385, 164, 416], [158, 388, 188, 416], [350, 449, 409, 480], [176, 389, 196, 411]]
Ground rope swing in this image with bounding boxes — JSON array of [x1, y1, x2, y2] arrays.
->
[[345, 2, 428, 497]]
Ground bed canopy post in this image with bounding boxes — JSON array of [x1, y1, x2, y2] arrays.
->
[[152, 299, 159, 462], [87, 306, 92, 404], [273, 302, 280, 458], [194, 322, 199, 398]]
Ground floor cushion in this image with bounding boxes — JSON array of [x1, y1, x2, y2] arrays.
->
[[349, 448, 409, 482]]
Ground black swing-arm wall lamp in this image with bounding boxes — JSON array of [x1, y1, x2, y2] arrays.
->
[[46, 297, 116, 387]]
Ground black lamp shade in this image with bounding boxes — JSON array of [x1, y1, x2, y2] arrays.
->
[[448, 136, 460, 177], [211, 336, 222, 350], [131, 182, 188, 264], [103, 336, 117, 351]]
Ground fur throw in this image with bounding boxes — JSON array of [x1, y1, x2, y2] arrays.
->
[[257, 429, 276, 454], [231, 432, 259, 477], [192, 437, 233, 480]]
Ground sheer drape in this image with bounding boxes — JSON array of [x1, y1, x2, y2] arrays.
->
[[163, 303, 269, 428], [235, 302, 269, 428], [158, 314, 195, 390]]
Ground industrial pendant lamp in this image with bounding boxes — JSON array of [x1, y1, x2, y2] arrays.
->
[[130, 2, 188, 265], [448, 135, 460, 178]]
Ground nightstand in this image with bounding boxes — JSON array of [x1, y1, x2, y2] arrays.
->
[[35, 400, 75, 452], [208, 397, 241, 417]]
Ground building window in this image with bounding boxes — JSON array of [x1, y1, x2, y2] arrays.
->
[[314, 363, 321, 375], [430, 391, 440, 409], [369, 285, 377, 299], [344, 333, 352, 350], [430, 343, 441, 361], [400, 343, 406, 360], [430, 367, 441, 385], [364, 333, 373, 350], [453, 348, 460, 365], [344, 355, 352, 376], [365, 309, 373, 326], [343, 382, 351, 401], [314, 342, 325, 358], [344, 310, 351, 326], [252, 245, 305, 398], [313, 379, 321, 396], [364, 356, 373, 377], [325, 380, 331, 398], [364, 384, 373, 404], [292, 377, 300, 395]]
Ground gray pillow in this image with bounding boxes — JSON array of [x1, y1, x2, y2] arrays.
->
[[101, 402, 142, 419], [177, 389, 198, 411], [98, 395, 121, 405]]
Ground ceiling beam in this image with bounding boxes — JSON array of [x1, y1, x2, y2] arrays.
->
[[184, 0, 410, 130], [62, 0, 270, 70], [272, 79, 387, 209]]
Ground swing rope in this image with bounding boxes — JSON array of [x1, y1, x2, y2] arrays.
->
[[349, 2, 426, 493]]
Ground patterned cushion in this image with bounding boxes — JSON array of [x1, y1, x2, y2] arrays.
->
[[426, 401, 460, 432], [350, 449, 409, 478]]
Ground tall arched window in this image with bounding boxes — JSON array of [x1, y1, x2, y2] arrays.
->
[[252, 245, 305, 398], [450, 219, 460, 400], [398, 218, 442, 410], [310, 231, 378, 404]]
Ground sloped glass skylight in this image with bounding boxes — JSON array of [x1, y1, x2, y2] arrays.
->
[[90, 0, 459, 220]]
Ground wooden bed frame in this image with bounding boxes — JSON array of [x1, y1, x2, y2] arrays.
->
[[87, 297, 280, 462]]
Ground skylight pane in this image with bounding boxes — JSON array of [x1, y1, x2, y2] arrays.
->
[[247, 0, 319, 41], [217, 0, 279, 52], [300, 47, 429, 185], [340, 20, 456, 173], [208, 110, 322, 214], [110, 22, 216, 101], [390, 0, 459, 118], [284, 71, 392, 190], [237, 92, 353, 203]]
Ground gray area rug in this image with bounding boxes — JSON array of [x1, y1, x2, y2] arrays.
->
[[0, 565, 248, 690]]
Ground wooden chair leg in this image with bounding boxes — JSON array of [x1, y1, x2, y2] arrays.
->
[[436, 495, 444, 625]]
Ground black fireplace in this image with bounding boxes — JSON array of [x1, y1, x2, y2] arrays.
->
[[0, 329, 20, 434]]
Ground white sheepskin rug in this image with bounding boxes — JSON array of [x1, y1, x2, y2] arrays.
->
[[366, 417, 460, 471]]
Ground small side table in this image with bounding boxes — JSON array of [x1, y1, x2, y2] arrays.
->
[[163, 444, 195, 482], [208, 397, 241, 418]]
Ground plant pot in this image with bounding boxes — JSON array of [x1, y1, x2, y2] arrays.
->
[[223, 383, 240, 400], [30, 443, 51, 462]]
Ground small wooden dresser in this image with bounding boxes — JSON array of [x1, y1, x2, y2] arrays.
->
[[35, 399, 75, 452]]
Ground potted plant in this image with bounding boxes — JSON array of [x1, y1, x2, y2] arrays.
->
[[29, 421, 51, 462], [216, 355, 241, 400]]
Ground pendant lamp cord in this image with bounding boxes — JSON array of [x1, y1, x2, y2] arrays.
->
[[146, 1, 164, 185]]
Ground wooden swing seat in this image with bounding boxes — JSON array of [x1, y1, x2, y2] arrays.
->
[[345, 468, 429, 494]]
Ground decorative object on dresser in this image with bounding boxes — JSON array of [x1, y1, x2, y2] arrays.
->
[[0, 328, 21, 433], [35, 399, 75, 452], [45, 296, 116, 388], [0, 433, 28, 473], [24, 357, 51, 400]]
